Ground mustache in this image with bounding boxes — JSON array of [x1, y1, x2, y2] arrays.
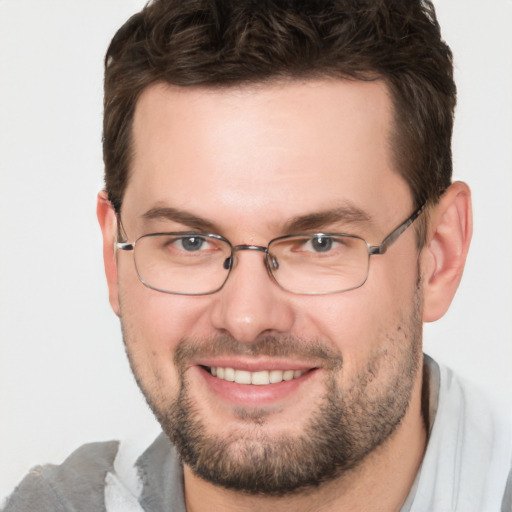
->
[[174, 333, 343, 372]]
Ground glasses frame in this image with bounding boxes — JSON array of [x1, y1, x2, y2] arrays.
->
[[116, 202, 426, 296]]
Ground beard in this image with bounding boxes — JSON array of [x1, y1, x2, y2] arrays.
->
[[121, 287, 423, 496]]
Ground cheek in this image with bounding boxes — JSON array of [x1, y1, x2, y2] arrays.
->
[[117, 267, 211, 392], [295, 259, 419, 371], [118, 253, 211, 344]]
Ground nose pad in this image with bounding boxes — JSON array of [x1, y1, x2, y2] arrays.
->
[[268, 254, 279, 270], [223, 256, 232, 270]]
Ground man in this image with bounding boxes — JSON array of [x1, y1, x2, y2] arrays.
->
[[3, 0, 511, 511]]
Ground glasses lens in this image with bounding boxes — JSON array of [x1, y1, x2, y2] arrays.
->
[[268, 234, 369, 294], [133, 233, 231, 295]]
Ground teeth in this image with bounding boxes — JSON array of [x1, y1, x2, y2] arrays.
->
[[224, 367, 235, 382], [269, 370, 283, 384], [251, 371, 269, 385], [234, 370, 252, 384], [283, 370, 294, 381], [209, 367, 305, 385]]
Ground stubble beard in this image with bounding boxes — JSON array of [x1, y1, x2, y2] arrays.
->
[[122, 288, 423, 496]]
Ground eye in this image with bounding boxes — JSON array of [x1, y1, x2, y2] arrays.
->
[[302, 235, 336, 253], [176, 236, 208, 251], [288, 235, 354, 257], [308, 236, 333, 253], [143, 234, 224, 262]]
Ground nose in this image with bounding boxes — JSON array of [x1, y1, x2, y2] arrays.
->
[[209, 247, 295, 343]]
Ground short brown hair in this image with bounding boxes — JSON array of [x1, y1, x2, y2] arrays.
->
[[103, 0, 455, 231]]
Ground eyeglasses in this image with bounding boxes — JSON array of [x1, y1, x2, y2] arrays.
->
[[116, 203, 425, 295]]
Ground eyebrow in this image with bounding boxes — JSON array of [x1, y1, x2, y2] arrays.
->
[[282, 205, 372, 234], [141, 203, 372, 235], [142, 206, 217, 232]]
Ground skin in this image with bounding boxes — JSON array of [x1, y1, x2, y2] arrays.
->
[[98, 79, 472, 512]]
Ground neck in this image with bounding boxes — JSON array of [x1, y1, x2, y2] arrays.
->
[[184, 368, 427, 512]]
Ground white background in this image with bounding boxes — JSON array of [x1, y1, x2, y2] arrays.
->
[[1, 0, 511, 501]]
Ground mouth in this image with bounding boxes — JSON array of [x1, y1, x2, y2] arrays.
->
[[194, 362, 319, 408], [205, 366, 307, 385]]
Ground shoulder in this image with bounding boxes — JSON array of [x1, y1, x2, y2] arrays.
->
[[2, 440, 120, 512], [414, 355, 512, 511], [2, 433, 186, 512]]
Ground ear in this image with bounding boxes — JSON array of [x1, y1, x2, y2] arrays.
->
[[97, 191, 120, 316], [421, 182, 472, 322]]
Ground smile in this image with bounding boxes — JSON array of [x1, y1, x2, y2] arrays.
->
[[207, 366, 306, 385]]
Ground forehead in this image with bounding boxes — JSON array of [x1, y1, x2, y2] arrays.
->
[[123, 79, 411, 236]]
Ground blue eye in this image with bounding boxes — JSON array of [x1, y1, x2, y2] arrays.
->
[[310, 236, 333, 253], [179, 236, 206, 251]]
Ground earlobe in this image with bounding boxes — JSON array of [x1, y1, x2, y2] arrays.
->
[[96, 190, 121, 316], [421, 182, 473, 322]]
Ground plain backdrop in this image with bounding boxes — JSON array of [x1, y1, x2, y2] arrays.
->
[[1, 0, 511, 501]]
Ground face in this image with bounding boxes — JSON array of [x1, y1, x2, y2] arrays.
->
[[107, 79, 424, 495]]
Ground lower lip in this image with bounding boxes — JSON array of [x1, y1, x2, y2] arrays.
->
[[196, 366, 317, 407]]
